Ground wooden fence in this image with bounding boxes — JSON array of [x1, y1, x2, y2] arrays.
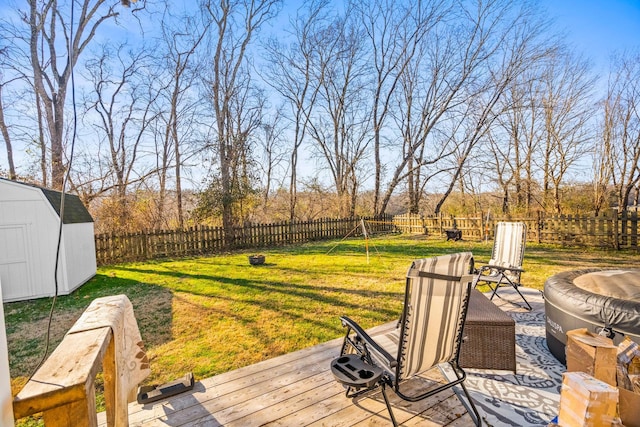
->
[[393, 211, 640, 250], [393, 213, 540, 241], [94, 216, 396, 265], [95, 211, 640, 266]]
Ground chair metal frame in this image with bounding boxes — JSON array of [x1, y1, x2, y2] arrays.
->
[[334, 252, 481, 426], [473, 221, 530, 310]]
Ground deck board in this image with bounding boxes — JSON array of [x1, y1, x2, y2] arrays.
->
[[98, 320, 477, 426], [98, 291, 544, 427]]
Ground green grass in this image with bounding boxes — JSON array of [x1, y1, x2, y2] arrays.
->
[[5, 235, 640, 423]]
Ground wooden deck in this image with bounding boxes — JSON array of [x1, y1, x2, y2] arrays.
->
[[96, 291, 540, 427], [97, 320, 477, 427]]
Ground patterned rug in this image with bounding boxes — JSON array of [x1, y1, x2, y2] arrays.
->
[[445, 287, 564, 427]]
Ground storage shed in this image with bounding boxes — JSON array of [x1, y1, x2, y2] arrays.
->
[[0, 178, 96, 302]]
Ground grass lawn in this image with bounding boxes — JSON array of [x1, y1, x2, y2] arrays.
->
[[5, 234, 640, 423]]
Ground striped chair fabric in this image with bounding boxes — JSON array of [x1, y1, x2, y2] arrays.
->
[[489, 222, 527, 284], [334, 251, 480, 426], [475, 221, 530, 309], [366, 252, 474, 381]]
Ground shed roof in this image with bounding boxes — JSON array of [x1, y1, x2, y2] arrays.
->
[[0, 178, 94, 224], [40, 188, 94, 224]]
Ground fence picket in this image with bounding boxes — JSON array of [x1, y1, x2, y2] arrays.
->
[[94, 212, 639, 265]]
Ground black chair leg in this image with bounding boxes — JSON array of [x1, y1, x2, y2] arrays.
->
[[499, 277, 532, 310], [488, 275, 532, 311], [380, 383, 398, 427], [459, 381, 482, 426], [512, 285, 532, 310], [488, 282, 500, 300], [347, 381, 398, 426]]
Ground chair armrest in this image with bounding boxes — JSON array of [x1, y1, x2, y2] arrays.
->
[[479, 264, 524, 273], [340, 316, 397, 368]]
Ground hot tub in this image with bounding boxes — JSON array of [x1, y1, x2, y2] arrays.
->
[[544, 268, 640, 365]]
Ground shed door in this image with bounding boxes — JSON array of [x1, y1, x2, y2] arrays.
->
[[0, 225, 31, 301]]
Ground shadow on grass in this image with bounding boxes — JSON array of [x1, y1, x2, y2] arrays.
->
[[113, 264, 403, 340], [524, 244, 639, 267], [5, 276, 173, 380]]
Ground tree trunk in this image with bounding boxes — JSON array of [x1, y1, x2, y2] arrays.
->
[[0, 86, 16, 180]]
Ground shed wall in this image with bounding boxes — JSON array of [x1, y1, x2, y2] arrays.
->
[[0, 185, 59, 301], [0, 180, 96, 301], [62, 222, 97, 292]]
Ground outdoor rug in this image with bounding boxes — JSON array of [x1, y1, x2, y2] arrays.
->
[[445, 287, 564, 427]]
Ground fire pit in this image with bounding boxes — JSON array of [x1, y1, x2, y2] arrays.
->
[[248, 255, 265, 265]]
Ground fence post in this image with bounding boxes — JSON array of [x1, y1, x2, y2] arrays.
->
[[537, 211, 542, 244], [142, 231, 148, 259], [633, 211, 639, 250], [615, 211, 620, 250], [94, 212, 640, 266]]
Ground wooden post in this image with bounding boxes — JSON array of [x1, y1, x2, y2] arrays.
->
[[537, 211, 542, 244], [102, 333, 116, 427], [615, 211, 620, 250], [0, 279, 15, 427], [632, 211, 638, 250], [13, 328, 112, 426]]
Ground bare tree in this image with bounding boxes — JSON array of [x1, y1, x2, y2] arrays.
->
[[484, 64, 547, 215], [76, 43, 160, 229], [0, 39, 16, 179], [352, 0, 449, 215], [0, 20, 42, 181], [592, 98, 615, 215], [603, 51, 640, 213], [20, 0, 141, 189], [0, 81, 17, 180], [486, 130, 515, 214], [434, 1, 554, 215], [539, 50, 595, 213], [380, 0, 545, 215], [154, 2, 210, 228], [262, 0, 325, 221], [390, 47, 462, 215], [306, 10, 371, 217], [256, 109, 287, 210], [202, 0, 280, 240]]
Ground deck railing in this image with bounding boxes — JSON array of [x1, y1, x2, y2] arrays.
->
[[13, 327, 116, 426], [12, 295, 143, 427]]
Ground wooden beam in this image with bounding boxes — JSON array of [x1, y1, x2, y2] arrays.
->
[[13, 327, 112, 424]]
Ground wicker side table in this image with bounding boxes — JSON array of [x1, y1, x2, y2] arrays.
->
[[460, 289, 516, 372]]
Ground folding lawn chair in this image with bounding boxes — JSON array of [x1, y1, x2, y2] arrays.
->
[[330, 252, 481, 426], [473, 221, 530, 310]]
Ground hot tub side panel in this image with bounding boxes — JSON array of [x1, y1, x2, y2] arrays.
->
[[544, 268, 640, 365]]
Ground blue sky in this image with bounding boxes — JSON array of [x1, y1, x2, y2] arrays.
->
[[272, 0, 640, 74], [2, 0, 639, 183], [540, 0, 640, 72]]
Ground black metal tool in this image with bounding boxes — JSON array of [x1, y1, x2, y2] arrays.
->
[[137, 372, 195, 404]]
